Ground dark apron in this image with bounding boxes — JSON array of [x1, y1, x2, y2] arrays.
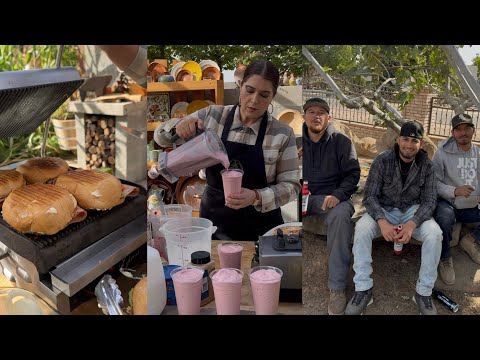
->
[[200, 105, 283, 241]]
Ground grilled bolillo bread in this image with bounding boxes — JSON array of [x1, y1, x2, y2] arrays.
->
[[132, 277, 148, 315], [2, 184, 78, 235], [16, 157, 69, 184], [55, 170, 124, 210], [0, 170, 25, 199]]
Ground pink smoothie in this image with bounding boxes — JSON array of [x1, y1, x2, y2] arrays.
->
[[221, 169, 243, 199], [218, 242, 243, 269], [210, 268, 244, 315], [170, 267, 204, 315], [166, 130, 229, 177], [249, 267, 283, 315]]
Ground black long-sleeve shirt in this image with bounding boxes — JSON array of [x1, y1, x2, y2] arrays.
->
[[302, 123, 360, 201]]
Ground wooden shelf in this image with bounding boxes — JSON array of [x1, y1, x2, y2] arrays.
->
[[147, 80, 223, 93]]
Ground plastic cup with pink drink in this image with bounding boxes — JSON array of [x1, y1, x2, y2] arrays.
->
[[170, 266, 204, 315], [217, 242, 243, 270], [221, 169, 243, 199], [248, 266, 283, 315], [210, 268, 244, 315]]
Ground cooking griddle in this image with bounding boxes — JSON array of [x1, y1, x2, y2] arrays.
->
[[0, 179, 146, 274]]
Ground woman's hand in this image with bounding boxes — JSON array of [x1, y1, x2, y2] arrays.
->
[[175, 117, 204, 139], [225, 188, 256, 210]]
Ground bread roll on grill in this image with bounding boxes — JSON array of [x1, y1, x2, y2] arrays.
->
[[55, 169, 125, 210], [0, 170, 25, 200], [16, 157, 69, 184], [2, 184, 78, 235]]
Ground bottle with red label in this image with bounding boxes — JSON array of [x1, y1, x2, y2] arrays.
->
[[301, 180, 310, 217], [393, 224, 403, 254]]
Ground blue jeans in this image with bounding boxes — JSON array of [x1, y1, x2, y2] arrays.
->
[[352, 205, 442, 296], [434, 199, 480, 259], [307, 195, 355, 291]]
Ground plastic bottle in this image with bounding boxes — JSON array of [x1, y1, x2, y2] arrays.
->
[[393, 224, 403, 255], [147, 186, 167, 259], [301, 180, 310, 216], [432, 289, 459, 313], [147, 245, 167, 315], [189, 251, 215, 306]]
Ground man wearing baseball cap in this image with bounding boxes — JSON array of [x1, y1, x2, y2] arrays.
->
[[302, 97, 360, 315], [433, 113, 480, 285], [346, 121, 442, 315]]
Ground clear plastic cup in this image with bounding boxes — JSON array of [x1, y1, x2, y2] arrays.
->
[[221, 169, 243, 199], [170, 266, 204, 315], [210, 268, 244, 315], [217, 242, 243, 270], [248, 266, 283, 315]]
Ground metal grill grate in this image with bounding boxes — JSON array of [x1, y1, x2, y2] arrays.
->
[[0, 80, 83, 138], [0, 179, 146, 274], [0, 195, 137, 249]]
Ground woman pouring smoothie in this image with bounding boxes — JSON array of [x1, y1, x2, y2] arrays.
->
[[174, 60, 301, 241]]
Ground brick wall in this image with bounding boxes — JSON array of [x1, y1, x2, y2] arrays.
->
[[336, 88, 440, 143], [402, 88, 436, 130], [338, 121, 387, 141]]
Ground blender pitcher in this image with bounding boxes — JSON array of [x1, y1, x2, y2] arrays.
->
[[153, 129, 229, 183]]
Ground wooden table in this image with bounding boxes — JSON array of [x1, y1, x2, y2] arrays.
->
[[164, 240, 304, 315]]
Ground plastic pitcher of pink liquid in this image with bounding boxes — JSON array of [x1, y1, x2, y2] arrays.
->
[[159, 129, 229, 179]]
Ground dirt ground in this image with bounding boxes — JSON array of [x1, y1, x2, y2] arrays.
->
[[303, 156, 480, 315], [304, 233, 480, 315]]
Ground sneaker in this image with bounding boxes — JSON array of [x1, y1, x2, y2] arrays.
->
[[413, 292, 437, 315], [345, 288, 373, 315], [460, 233, 480, 265], [438, 257, 455, 285], [328, 290, 347, 315]]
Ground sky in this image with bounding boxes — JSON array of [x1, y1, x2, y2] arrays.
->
[[221, 45, 480, 83], [458, 45, 480, 65]]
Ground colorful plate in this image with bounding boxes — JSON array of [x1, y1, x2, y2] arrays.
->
[[181, 61, 202, 81], [186, 100, 210, 115], [170, 101, 189, 118], [170, 61, 185, 81], [202, 66, 221, 80], [199, 60, 220, 71]]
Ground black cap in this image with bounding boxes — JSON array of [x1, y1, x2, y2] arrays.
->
[[191, 251, 210, 264], [400, 121, 424, 139], [452, 113, 474, 129], [303, 97, 329, 113]]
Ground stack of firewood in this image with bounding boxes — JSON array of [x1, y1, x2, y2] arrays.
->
[[84, 114, 116, 171]]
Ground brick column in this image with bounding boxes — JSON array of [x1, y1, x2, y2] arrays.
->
[[402, 87, 436, 131]]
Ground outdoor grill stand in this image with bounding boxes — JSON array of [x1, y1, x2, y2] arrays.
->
[[0, 46, 147, 314]]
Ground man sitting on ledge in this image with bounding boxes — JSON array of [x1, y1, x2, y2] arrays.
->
[[433, 113, 480, 286], [346, 121, 442, 315], [302, 97, 360, 315]]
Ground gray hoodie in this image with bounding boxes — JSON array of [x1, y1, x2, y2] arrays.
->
[[432, 136, 480, 208]]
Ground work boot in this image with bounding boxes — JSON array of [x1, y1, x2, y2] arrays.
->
[[413, 292, 437, 315], [438, 257, 455, 285], [328, 290, 346, 315], [460, 233, 480, 265], [345, 288, 373, 315]]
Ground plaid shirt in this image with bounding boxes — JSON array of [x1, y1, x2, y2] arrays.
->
[[363, 145, 437, 227], [174, 105, 301, 213]]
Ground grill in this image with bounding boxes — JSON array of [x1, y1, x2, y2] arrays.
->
[[0, 47, 147, 314], [0, 180, 146, 274]]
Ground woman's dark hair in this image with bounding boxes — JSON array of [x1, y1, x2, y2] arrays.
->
[[242, 60, 280, 96]]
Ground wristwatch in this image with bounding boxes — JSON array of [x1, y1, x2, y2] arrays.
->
[[252, 189, 261, 206]]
